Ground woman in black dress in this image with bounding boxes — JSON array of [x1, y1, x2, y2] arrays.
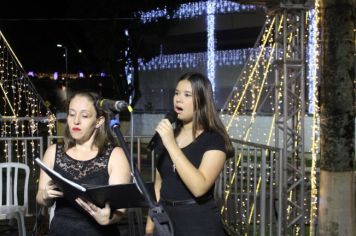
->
[[36, 91, 131, 236], [145, 73, 234, 236]]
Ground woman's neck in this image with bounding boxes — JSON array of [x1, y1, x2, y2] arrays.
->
[[74, 133, 97, 151], [182, 120, 193, 130], [74, 142, 96, 151], [180, 123, 204, 138]]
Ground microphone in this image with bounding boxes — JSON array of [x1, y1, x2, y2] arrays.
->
[[96, 99, 129, 113], [147, 110, 177, 151]]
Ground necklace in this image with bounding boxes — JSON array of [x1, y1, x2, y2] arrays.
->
[[173, 163, 176, 173]]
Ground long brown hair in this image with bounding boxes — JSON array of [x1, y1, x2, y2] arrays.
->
[[175, 72, 234, 157], [63, 91, 117, 155]]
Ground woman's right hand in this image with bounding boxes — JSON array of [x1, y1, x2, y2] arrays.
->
[[42, 180, 63, 201], [155, 118, 176, 148]]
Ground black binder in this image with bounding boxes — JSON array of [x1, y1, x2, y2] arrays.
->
[[35, 158, 155, 209]]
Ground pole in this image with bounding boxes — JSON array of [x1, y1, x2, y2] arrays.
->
[[110, 114, 174, 236], [64, 46, 68, 99], [64, 46, 68, 77], [56, 44, 69, 99]]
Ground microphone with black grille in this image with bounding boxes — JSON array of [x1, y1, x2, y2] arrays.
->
[[147, 110, 177, 151], [96, 99, 129, 113]]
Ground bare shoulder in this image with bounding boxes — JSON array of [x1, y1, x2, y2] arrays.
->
[[110, 146, 126, 158], [109, 147, 128, 165], [43, 143, 57, 167], [108, 146, 131, 182]]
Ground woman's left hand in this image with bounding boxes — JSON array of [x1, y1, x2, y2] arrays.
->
[[75, 198, 111, 225]]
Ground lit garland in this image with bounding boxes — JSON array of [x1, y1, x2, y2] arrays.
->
[[136, 1, 260, 24], [220, 16, 278, 223], [307, 9, 318, 114], [138, 48, 259, 71], [123, 29, 135, 105], [207, 0, 216, 91], [0, 30, 55, 165], [219, 8, 317, 232], [136, 0, 261, 91], [223, 16, 276, 134], [307, 3, 321, 236]]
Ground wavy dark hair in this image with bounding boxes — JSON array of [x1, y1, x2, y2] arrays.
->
[[175, 72, 234, 158], [63, 91, 117, 155]]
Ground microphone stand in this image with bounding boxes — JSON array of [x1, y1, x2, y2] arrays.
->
[[110, 112, 174, 236]]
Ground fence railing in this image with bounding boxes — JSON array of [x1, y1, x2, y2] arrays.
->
[[216, 138, 282, 236], [0, 137, 45, 217], [1, 135, 282, 235]]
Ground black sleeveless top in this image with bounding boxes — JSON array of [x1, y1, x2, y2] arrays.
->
[[48, 144, 120, 236]]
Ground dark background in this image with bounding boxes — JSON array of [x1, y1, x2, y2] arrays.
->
[[0, 0, 209, 73], [0, 0, 263, 73], [0, 0, 265, 112]]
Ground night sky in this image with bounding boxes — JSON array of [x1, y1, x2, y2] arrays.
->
[[0, 0, 184, 73]]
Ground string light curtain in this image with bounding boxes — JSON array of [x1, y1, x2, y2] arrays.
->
[[0, 31, 55, 164]]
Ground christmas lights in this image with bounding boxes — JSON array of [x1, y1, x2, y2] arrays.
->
[[0, 31, 55, 164], [207, 0, 216, 91], [307, 4, 321, 236], [138, 48, 259, 71], [137, 1, 260, 24]]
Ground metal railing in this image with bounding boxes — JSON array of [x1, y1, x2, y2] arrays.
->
[[1, 135, 283, 235], [0, 136, 44, 217], [0, 137, 44, 164], [216, 138, 282, 236]]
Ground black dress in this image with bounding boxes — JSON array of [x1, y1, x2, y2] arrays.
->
[[156, 131, 228, 236], [48, 144, 120, 236]]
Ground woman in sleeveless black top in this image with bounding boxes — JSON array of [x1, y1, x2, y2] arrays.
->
[[145, 73, 234, 236], [36, 91, 131, 236]]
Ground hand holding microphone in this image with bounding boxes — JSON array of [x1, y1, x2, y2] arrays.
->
[[147, 110, 177, 151]]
